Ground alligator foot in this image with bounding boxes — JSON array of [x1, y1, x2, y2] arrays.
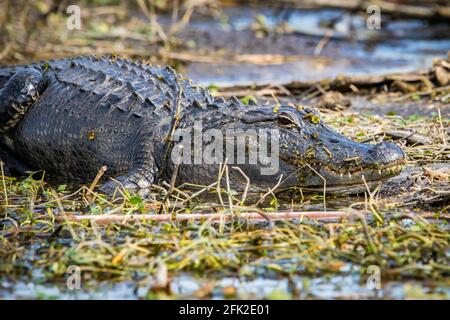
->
[[97, 171, 154, 195], [0, 144, 30, 176], [0, 160, 10, 176], [0, 68, 46, 132]]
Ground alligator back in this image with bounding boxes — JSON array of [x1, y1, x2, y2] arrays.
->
[[10, 56, 214, 179]]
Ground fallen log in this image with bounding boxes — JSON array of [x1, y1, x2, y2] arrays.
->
[[384, 130, 433, 145]]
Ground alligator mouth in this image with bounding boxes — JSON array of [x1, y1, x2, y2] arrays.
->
[[300, 159, 407, 194], [321, 159, 406, 180]]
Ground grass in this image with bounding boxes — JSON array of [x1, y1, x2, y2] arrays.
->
[[0, 109, 449, 297], [0, 189, 449, 298]]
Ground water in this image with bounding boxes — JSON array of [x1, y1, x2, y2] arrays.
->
[[2, 273, 448, 299], [178, 6, 450, 87]]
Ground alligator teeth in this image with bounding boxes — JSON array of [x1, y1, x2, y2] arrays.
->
[[378, 170, 382, 175], [340, 173, 344, 178], [348, 172, 352, 179]]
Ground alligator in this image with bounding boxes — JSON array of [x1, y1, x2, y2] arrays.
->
[[0, 55, 406, 194]]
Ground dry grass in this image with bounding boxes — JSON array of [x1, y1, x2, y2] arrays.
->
[[1, 109, 449, 297]]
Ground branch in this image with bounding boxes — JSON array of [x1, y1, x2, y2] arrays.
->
[[231, 0, 450, 20], [59, 211, 349, 224]]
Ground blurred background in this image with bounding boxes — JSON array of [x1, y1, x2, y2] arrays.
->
[[1, 0, 449, 90]]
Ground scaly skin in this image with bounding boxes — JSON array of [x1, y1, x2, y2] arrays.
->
[[0, 55, 406, 194]]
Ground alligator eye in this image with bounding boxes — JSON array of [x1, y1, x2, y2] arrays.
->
[[277, 114, 296, 128]]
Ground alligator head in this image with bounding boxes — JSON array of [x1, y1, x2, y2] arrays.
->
[[171, 103, 406, 194]]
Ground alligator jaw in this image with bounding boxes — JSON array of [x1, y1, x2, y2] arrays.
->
[[298, 158, 407, 194]]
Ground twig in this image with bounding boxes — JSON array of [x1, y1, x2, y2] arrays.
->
[[0, 161, 8, 206], [58, 210, 350, 224], [255, 174, 283, 206], [88, 166, 108, 194], [362, 175, 383, 224], [159, 145, 182, 215], [305, 163, 327, 210], [231, 166, 250, 206], [137, 0, 168, 42], [224, 164, 234, 215], [437, 108, 447, 146], [314, 30, 333, 56], [216, 162, 227, 207], [355, 211, 380, 259], [217, 161, 228, 234], [51, 189, 78, 241], [179, 181, 218, 204]]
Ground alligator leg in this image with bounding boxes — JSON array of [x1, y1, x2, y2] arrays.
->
[[0, 68, 46, 133], [98, 168, 155, 195], [0, 68, 46, 175], [0, 160, 10, 177], [0, 143, 31, 176]]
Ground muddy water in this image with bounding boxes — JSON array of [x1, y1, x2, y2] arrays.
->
[[175, 6, 450, 87]]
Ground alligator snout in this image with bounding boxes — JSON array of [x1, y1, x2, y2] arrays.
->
[[276, 110, 408, 193], [304, 135, 407, 193], [366, 142, 406, 166], [257, 105, 409, 193]]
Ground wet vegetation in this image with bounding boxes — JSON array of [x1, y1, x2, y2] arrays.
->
[[0, 0, 449, 299]]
